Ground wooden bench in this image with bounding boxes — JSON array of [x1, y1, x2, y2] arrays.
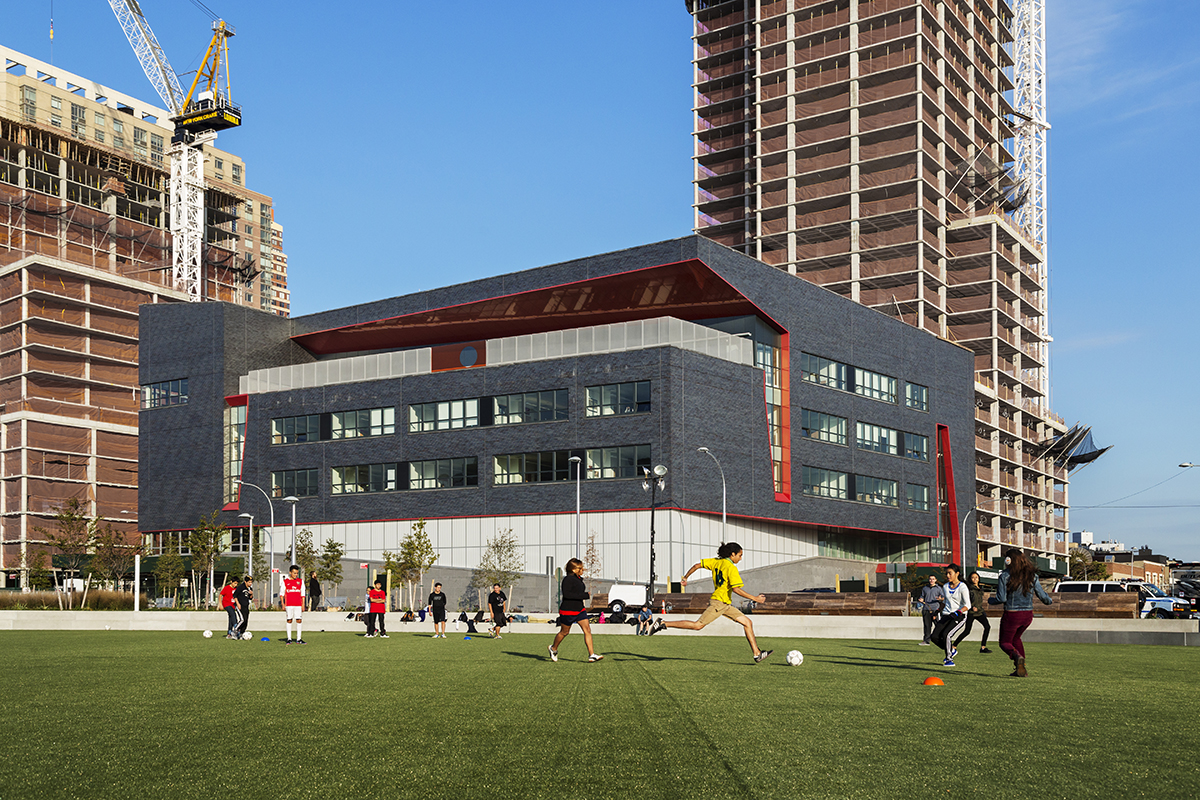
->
[[1035, 593, 1139, 619]]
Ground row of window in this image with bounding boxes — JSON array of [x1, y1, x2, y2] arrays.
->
[[800, 410, 929, 461], [273, 381, 651, 442], [270, 445, 653, 497], [801, 466, 929, 511], [141, 379, 188, 409], [800, 353, 928, 411]]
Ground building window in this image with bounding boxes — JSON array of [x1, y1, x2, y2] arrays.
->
[[112, 119, 124, 149], [94, 130, 105, 143], [855, 367, 897, 404], [141, 378, 188, 408], [50, 96, 62, 110], [906, 382, 929, 412], [224, 404, 247, 505], [133, 128, 147, 159], [71, 103, 86, 136], [409, 399, 479, 432], [904, 432, 929, 462], [856, 474, 898, 506], [494, 389, 569, 426], [150, 133, 164, 166], [95, 112, 106, 127], [271, 414, 320, 444], [856, 422, 899, 456], [800, 409, 847, 445], [272, 469, 318, 498], [50, 114, 62, 128], [331, 407, 395, 439], [801, 466, 847, 500], [585, 381, 650, 417], [756, 341, 786, 494], [408, 458, 478, 489], [801, 353, 848, 391], [215, 158, 224, 171], [232, 164, 242, 185], [585, 445, 650, 479], [20, 86, 36, 122], [331, 463, 397, 495], [907, 483, 930, 511], [493, 450, 574, 485]]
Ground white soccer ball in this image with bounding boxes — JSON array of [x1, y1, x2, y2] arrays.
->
[[786, 649, 804, 666], [202, 630, 212, 638], [241, 631, 252, 640]]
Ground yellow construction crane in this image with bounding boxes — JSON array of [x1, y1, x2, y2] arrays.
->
[[107, 0, 241, 301]]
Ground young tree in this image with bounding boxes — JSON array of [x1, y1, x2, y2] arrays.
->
[[36, 497, 96, 606], [187, 512, 225, 608], [91, 523, 143, 590], [582, 529, 602, 580], [317, 538, 345, 596], [399, 519, 438, 612], [154, 540, 185, 605], [26, 551, 54, 591], [294, 529, 319, 577], [477, 529, 525, 605]]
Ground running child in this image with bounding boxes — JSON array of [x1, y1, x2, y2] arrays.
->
[[929, 563, 969, 666], [281, 564, 306, 644], [233, 576, 253, 638], [427, 582, 448, 638], [649, 542, 772, 664], [488, 584, 507, 639], [547, 558, 602, 663], [366, 579, 389, 638]]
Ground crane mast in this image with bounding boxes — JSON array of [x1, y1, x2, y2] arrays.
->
[[107, 0, 241, 303]]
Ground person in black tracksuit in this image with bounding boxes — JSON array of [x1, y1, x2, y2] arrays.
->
[[233, 576, 253, 638], [953, 571, 993, 653], [488, 584, 507, 639], [547, 558, 602, 663]]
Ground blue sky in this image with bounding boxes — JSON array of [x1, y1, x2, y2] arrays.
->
[[7, 1, 1198, 560]]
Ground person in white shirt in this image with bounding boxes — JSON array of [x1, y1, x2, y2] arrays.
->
[[929, 563, 970, 667]]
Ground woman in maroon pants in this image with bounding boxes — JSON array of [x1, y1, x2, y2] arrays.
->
[[989, 549, 1053, 677]]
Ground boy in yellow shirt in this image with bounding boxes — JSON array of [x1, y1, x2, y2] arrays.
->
[[650, 542, 772, 663]]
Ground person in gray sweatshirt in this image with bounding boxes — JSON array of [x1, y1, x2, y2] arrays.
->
[[918, 574, 943, 645]]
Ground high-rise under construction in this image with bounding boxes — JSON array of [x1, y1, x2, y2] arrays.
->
[[0, 44, 288, 586], [687, 0, 1068, 568]]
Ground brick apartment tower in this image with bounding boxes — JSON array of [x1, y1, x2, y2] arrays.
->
[[687, 0, 1068, 567], [0, 45, 289, 587]]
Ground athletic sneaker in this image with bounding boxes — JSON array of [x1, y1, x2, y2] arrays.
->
[[380, 634, 389, 639], [980, 647, 993, 654], [649, 619, 667, 636], [918, 640, 930, 646], [548, 646, 558, 662], [588, 653, 604, 662], [494, 634, 502, 640], [950, 647, 958, 659], [296, 639, 307, 645], [754, 650, 773, 664], [942, 658, 956, 667], [284, 638, 293, 644], [1016, 656, 1027, 677]]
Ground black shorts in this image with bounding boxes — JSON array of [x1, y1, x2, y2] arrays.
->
[[431, 609, 446, 623], [556, 608, 589, 627], [491, 607, 505, 625]]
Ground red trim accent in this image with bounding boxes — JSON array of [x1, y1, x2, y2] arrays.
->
[[224, 394, 248, 407], [774, 333, 791, 502], [290, 259, 787, 355], [224, 394, 249, 509], [937, 424, 960, 565]]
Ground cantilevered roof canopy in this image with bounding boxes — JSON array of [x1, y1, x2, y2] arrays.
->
[[293, 259, 781, 356]]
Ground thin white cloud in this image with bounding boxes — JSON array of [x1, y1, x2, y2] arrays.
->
[[1053, 330, 1140, 354]]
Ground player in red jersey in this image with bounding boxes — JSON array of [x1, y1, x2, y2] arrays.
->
[[366, 579, 389, 638], [220, 576, 241, 639], [281, 564, 306, 644]]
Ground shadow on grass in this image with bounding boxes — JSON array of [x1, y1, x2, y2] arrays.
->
[[813, 655, 996, 678]]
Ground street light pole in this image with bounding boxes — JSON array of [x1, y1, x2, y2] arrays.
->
[[284, 495, 299, 567], [697, 447, 726, 544], [568, 456, 582, 557], [962, 497, 1003, 569], [237, 480, 276, 590], [642, 465, 667, 606], [238, 512, 254, 580]]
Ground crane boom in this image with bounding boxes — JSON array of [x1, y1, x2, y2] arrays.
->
[[107, 0, 186, 115]]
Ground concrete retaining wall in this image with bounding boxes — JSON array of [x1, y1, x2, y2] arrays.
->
[[1, 610, 1197, 645]]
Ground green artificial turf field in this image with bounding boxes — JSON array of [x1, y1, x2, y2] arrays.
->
[[0, 630, 1195, 799]]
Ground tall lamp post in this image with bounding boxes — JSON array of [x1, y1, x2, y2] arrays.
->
[[642, 465, 667, 605], [696, 447, 726, 544], [284, 495, 299, 567], [237, 480, 276, 598], [568, 455, 582, 557], [961, 497, 1003, 568], [238, 512, 253, 580]]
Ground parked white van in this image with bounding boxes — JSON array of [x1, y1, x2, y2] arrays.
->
[[1052, 580, 1193, 619]]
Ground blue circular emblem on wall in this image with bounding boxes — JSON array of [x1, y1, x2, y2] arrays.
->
[[459, 346, 478, 367]]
